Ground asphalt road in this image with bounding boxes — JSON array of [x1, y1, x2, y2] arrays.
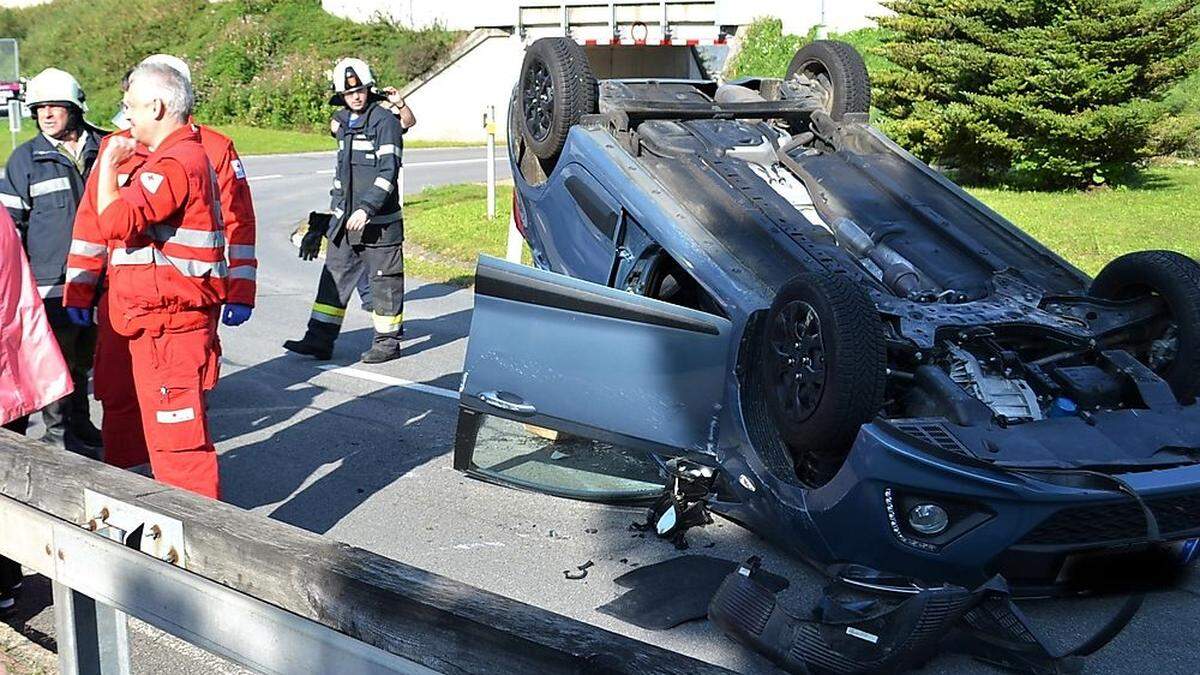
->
[[9, 146, 1200, 674]]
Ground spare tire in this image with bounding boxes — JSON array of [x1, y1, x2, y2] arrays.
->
[[518, 37, 598, 162], [760, 272, 886, 485], [1089, 250, 1200, 402], [785, 40, 871, 120]]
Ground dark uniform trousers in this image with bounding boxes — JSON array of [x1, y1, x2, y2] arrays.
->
[[306, 231, 405, 346], [301, 101, 406, 349], [44, 299, 98, 450]]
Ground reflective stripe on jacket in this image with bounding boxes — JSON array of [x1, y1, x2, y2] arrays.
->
[[199, 126, 257, 306], [1, 129, 101, 294], [97, 125, 227, 335], [65, 124, 258, 309], [331, 102, 404, 246]]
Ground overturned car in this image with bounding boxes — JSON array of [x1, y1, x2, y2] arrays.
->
[[454, 38, 1200, 589]]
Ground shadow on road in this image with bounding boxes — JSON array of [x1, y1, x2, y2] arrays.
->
[[211, 322, 467, 534]]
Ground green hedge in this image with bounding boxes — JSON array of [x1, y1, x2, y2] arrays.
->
[[727, 14, 1200, 186], [1, 0, 457, 131]]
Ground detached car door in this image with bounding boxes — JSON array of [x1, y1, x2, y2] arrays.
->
[[455, 256, 733, 502]]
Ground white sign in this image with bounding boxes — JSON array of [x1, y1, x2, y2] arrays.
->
[[7, 98, 19, 134]]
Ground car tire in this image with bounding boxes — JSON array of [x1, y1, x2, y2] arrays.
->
[[1089, 250, 1200, 402], [760, 272, 886, 485], [518, 37, 598, 162], [785, 40, 871, 120]]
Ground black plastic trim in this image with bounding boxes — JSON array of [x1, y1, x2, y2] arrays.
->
[[475, 261, 722, 335]]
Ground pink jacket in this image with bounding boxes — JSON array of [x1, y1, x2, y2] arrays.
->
[[1, 207, 72, 425]]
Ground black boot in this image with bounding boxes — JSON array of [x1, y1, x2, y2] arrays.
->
[[283, 336, 333, 361], [361, 338, 402, 364], [67, 385, 103, 449]]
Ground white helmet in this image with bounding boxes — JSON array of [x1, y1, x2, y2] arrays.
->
[[331, 57, 375, 95], [140, 53, 192, 83], [25, 68, 87, 112]]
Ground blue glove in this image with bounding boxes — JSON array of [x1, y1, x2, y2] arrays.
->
[[222, 304, 252, 326], [66, 307, 93, 326]]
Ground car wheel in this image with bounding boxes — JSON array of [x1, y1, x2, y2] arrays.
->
[[518, 37, 598, 162], [785, 40, 871, 120], [760, 272, 886, 485], [1089, 250, 1200, 402]]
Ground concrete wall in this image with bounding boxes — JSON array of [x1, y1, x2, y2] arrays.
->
[[401, 31, 526, 143]]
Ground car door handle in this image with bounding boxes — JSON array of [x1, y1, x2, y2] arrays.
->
[[479, 391, 537, 415]]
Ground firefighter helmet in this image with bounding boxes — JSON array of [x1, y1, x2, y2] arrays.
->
[[331, 57, 375, 94], [24, 68, 87, 112]]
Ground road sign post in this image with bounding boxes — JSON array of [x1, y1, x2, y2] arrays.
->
[[484, 105, 497, 221], [8, 98, 19, 152]]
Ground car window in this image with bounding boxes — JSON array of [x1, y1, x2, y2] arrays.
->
[[565, 173, 619, 241], [466, 413, 666, 502]]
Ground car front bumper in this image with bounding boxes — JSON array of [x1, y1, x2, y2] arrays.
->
[[715, 420, 1200, 588]]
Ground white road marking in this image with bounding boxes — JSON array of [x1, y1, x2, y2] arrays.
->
[[248, 173, 284, 182], [317, 364, 459, 400], [405, 158, 505, 168]]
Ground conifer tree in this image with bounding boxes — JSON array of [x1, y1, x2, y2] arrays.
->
[[875, 0, 1199, 189]]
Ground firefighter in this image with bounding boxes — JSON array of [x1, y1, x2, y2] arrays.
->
[[65, 55, 257, 472], [284, 58, 407, 364], [88, 62, 226, 498], [0, 68, 105, 455]]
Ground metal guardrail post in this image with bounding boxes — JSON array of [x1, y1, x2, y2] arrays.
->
[[52, 581, 130, 675], [50, 523, 132, 675]]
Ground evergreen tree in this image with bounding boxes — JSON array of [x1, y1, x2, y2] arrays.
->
[[875, 0, 1199, 189]]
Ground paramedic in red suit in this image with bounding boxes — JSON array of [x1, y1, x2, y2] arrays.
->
[[65, 55, 256, 472], [93, 62, 226, 498]]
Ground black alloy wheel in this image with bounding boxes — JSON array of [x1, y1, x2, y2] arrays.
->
[[768, 300, 828, 424], [522, 59, 554, 143], [516, 37, 598, 163], [760, 272, 887, 486]]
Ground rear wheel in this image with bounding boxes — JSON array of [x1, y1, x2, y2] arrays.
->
[[760, 273, 886, 485], [1089, 250, 1200, 402], [518, 37, 598, 162], [785, 40, 871, 120]]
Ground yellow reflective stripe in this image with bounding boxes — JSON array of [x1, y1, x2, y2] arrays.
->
[[312, 303, 346, 318], [371, 313, 403, 333]]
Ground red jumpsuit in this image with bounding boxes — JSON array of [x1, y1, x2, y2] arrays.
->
[[65, 125, 255, 498]]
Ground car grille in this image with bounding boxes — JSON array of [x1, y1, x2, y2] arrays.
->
[[891, 420, 970, 455], [1018, 492, 1200, 546]]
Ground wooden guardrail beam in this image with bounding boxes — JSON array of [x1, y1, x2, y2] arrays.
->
[[0, 431, 732, 675]]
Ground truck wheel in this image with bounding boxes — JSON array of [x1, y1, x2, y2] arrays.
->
[[760, 272, 886, 485], [518, 37, 598, 162], [786, 40, 871, 120], [1090, 250, 1200, 402]]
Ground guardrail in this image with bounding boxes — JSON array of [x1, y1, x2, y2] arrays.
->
[[0, 430, 732, 674]]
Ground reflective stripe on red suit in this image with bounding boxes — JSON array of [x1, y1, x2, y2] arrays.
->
[[92, 125, 225, 499]]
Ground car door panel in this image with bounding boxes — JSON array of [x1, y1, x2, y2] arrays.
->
[[529, 163, 620, 285], [455, 256, 732, 500]]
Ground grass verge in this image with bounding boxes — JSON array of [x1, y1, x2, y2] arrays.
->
[[292, 183, 517, 287], [216, 125, 498, 155], [971, 163, 1200, 275]]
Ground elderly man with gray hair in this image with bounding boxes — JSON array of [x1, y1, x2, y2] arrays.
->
[[90, 61, 228, 499]]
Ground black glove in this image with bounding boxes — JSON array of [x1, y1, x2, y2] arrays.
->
[[300, 211, 331, 261]]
